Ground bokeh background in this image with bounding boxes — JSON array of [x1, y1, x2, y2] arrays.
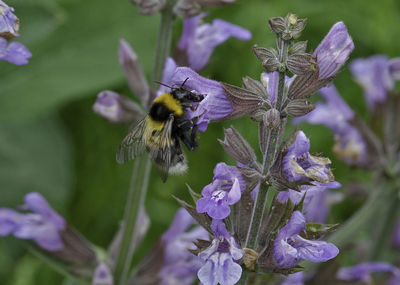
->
[[1, 0, 399, 283]]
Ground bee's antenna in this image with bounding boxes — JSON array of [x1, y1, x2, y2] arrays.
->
[[154, 81, 173, 89], [181, 77, 189, 87]]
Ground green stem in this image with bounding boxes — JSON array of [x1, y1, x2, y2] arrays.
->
[[369, 184, 399, 260], [244, 40, 289, 250], [328, 182, 396, 249], [151, 0, 176, 87], [237, 269, 250, 285], [114, 156, 151, 285], [245, 183, 269, 248]]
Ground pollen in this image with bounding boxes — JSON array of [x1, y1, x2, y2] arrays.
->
[[153, 93, 183, 116]]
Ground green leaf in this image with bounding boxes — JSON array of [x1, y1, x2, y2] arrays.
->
[[0, 0, 158, 122], [0, 115, 72, 210]]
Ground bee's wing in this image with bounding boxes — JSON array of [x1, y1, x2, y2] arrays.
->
[[146, 116, 175, 182], [116, 117, 147, 164]]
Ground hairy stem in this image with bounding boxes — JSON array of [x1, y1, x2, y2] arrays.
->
[[151, 0, 176, 88], [244, 40, 289, 251], [114, 156, 152, 285]]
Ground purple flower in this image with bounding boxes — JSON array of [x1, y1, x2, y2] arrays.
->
[[273, 211, 339, 268], [337, 262, 400, 283], [160, 208, 209, 285], [197, 219, 244, 285], [277, 182, 342, 223], [118, 39, 149, 105], [196, 163, 245, 219], [160, 57, 233, 132], [0, 37, 31, 65], [392, 219, 400, 248], [179, 13, 251, 71], [93, 263, 113, 285], [93, 91, 125, 123], [0, 0, 19, 39], [281, 272, 304, 285], [294, 85, 367, 165], [350, 55, 395, 109], [313, 22, 354, 79], [0, 192, 66, 251], [282, 131, 334, 184], [389, 57, 400, 80]]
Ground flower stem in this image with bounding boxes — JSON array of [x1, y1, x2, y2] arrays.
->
[[328, 181, 397, 249], [244, 40, 289, 250], [114, 156, 152, 285], [151, 0, 176, 88]]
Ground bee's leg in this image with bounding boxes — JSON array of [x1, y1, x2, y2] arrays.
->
[[179, 130, 198, 151], [176, 119, 193, 131]]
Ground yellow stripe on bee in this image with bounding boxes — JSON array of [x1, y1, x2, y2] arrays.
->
[[153, 93, 183, 116], [147, 116, 165, 131]]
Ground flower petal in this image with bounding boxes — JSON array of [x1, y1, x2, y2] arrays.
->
[[313, 22, 354, 79], [295, 235, 339, 263], [24, 192, 65, 230]]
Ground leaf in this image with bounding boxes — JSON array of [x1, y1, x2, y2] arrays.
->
[[0, 0, 158, 122], [0, 115, 72, 209]]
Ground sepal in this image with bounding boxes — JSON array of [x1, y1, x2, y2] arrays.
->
[[300, 223, 339, 240]]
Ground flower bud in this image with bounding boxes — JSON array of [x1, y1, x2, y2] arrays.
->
[[131, 0, 166, 15], [173, 0, 201, 18], [253, 46, 281, 73], [242, 76, 269, 99], [286, 53, 316, 75], [93, 263, 113, 285], [93, 91, 145, 124], [218, 127, 258, 168], [268, 17, 285, 34], [264, 108, 280, 129], [286, 99, 315, 117], [289, 41, 308, 55], [119, 39, 149, 107]]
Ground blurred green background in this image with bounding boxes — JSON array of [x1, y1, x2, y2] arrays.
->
[[1, 0, 399, 283]]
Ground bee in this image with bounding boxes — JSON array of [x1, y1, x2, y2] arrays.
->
[[116, 79, 204, 182]]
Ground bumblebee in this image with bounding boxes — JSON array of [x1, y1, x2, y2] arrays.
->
[[116, 79, 204, 182]]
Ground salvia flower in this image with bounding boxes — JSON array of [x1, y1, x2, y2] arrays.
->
[[277, 182, 342, 223], [294, 85, 367, 165], [196, 162, 245, 219], [282, 131, 334, 184], [313, 21, 354, 79], [337, 262, 400, 283], [93, 263, 113, 285], [273, 211, 339, 268], [162, 57, 233, 131], [178, 13, 251, 71], [0, 0, 19, 39], [350, 55, 400, 109], [0, 192, 66, 251], [0, 1, 31, 65], [281, 272, 304, 285], [197, 219, 244, 285], [160, 208, 209, 285], [93, 90, 144, 124], [118, 39, 150, 105], [0, 34, 31, 65]]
